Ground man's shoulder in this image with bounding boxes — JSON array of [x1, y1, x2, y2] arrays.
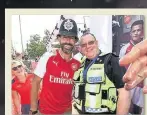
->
[[99, 52, 118, 58], [119, 43, 131, 58], [72, 56, 81, 66], [41, 52, 53, 57], [73, 52, 83, 62], [40, 51, 57, 60], [99, 53, 120, 66], [120, 43, 130, 50]]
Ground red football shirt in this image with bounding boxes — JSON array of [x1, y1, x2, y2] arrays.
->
[[37, 50, 80, 114], [12, 74, 34, 104]]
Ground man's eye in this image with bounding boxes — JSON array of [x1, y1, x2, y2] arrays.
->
[[81, 44, 86, 47]]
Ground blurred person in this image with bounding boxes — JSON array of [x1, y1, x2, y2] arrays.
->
[[119, 20, 144, 58], [72, 33, 130, 114], [119, 39, 147, 93], [30, 57, 40, 73], [15, 52, 26, 69], [31, 59, 38, 73], [119, 20, 144, 114], [51, 41, 60, 54], [73, 42, 84, 62], [30, 19, 80, 114], [15, 52, 23, 62], [12, 60, 40, 115], [12, 54, 16, 60], [22, 55, 32, 73]]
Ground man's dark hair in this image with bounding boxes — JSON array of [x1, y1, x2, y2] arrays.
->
[[131, 20, 144, 30]]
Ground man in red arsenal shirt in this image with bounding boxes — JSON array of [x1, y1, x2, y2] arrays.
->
[[30, 19, 80, 114], [11, 60, 37, 114], [119, 20, 144, 114]]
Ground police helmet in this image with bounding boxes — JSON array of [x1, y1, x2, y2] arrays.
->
[[57, 19, 79, 41]]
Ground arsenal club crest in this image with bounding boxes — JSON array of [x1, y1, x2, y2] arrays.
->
[[63, 19, 74, 31], [71, 63, 78, 71]]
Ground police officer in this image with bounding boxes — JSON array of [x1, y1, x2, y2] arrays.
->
[[30, 19, 80, 114], [72, 33, 131, 114]]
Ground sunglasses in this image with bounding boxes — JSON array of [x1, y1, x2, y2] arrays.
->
[[80, 40, 96, 48], [12, 65, 22, 71]]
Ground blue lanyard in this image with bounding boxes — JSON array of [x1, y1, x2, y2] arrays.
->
[[83, 55, 99, 83]]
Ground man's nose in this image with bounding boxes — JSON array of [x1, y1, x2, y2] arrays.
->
[[66, 38, 71, 43], [134, 31, 138, 35], [85, 43, 91, 49]]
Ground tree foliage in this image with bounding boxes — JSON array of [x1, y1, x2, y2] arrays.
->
[[43, 29, 51, 46], [26, 34, 47, 59]]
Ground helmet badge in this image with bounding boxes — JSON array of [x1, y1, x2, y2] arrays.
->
[[63, 19, 74, 31]]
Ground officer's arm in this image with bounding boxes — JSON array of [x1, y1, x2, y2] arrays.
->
[[30, 74, 42, 111], [117, 88, 131, 115], [12, 90, 21, 114], [110, 55, 131, 114]]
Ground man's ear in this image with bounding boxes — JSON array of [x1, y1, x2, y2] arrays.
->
[[57, 36, 61, 41]]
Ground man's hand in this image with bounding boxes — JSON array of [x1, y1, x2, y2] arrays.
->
[[119, 40, 147, 93]]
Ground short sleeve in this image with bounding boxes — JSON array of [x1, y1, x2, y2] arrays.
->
[[110, 55, 126, 88], [119, 43, 129, 59], [34, 52, 52, 78]]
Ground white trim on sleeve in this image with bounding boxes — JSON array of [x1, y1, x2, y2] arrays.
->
[[119, 43, 130, 59], [34, 52, 52, 78]]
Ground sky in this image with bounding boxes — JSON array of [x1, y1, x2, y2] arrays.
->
[[12, 15, 90, 53]]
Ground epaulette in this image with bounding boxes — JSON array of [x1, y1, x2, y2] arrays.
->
[[80, 56, 86, 67], [99, 52, 111, 58], [111, 53, 119, 57], [99, 52, 119, 58], [81, 56, 86, 63]]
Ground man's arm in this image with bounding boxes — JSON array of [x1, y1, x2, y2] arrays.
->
[[117, 88, 131, 115], [30, 52, 52, 111], [30, 75, 42, 111]]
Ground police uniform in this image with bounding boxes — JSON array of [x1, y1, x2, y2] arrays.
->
[[73, 52, 126, 114]]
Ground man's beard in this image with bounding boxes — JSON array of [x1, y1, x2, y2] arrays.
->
[[60, 43, 74, 54]]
